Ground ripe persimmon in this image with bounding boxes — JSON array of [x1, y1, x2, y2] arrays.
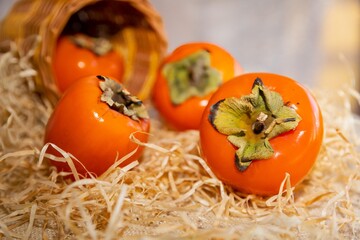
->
[[152, 42, 243, 131], [199, 73, 323, 196], [44, 75, 149, 178], [53, 34, 124, 93]]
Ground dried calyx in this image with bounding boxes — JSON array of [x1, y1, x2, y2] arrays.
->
[[209, 78, 301, 171], [70, 34, 112, 56], [163, 50, 222, 105], [98, 75, 149, 121]]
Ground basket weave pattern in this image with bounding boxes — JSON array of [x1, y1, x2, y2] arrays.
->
[[0, 0, 167, 103]]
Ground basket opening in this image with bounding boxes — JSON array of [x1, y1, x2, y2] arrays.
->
[[61, 1, 151, 38]]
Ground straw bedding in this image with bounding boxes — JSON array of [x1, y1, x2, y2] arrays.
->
[[0, 42, 360, 239]]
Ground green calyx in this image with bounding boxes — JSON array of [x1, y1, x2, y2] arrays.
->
[[98, 75, 149, 121], [163, 50, 222, 105], [71, 34, 112, 56], [209, 78, 301, 171]]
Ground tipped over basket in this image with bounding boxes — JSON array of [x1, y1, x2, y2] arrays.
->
[[0, 0, 168, 104]]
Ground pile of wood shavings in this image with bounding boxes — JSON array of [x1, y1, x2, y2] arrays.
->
[[0, 43, 360, 240]]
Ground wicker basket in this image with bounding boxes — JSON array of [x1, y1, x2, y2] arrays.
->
[[0, 0, 167, 104]]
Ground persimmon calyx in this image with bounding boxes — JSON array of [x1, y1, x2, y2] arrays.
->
[[163, 50, 222, 105], [209, 78, 301, 171], [71, 34, 112, 56], [98, 75, 149, 121]]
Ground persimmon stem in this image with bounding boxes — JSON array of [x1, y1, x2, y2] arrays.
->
[[97, 75, 149, 121], [163, 50, 221, 105], [252, 112, 268, 134]]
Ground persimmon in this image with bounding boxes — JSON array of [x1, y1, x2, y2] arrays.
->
[[199, 73, 324, 196], [152, 42, 243, 131], [53, 34, 124, 93], [44, 75, 150, 178]]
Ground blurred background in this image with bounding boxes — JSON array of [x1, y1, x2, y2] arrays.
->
[[1, 0, 359, 109], [150, 0, 360, 90]]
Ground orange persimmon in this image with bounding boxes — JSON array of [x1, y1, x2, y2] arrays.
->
[[53, 34, 124, 93], [44, 75, 149, 178], [199, 73, 323, 196], [152, 42, 243, 131]]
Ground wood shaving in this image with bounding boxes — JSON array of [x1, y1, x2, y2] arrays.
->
[[0, 42, 359, 239]]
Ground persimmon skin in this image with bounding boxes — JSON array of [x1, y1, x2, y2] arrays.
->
[[44, 76, 150, 178], [53, 36, 124, 93], [152, 42, 243, 131], [199, 73, 324, 196]]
